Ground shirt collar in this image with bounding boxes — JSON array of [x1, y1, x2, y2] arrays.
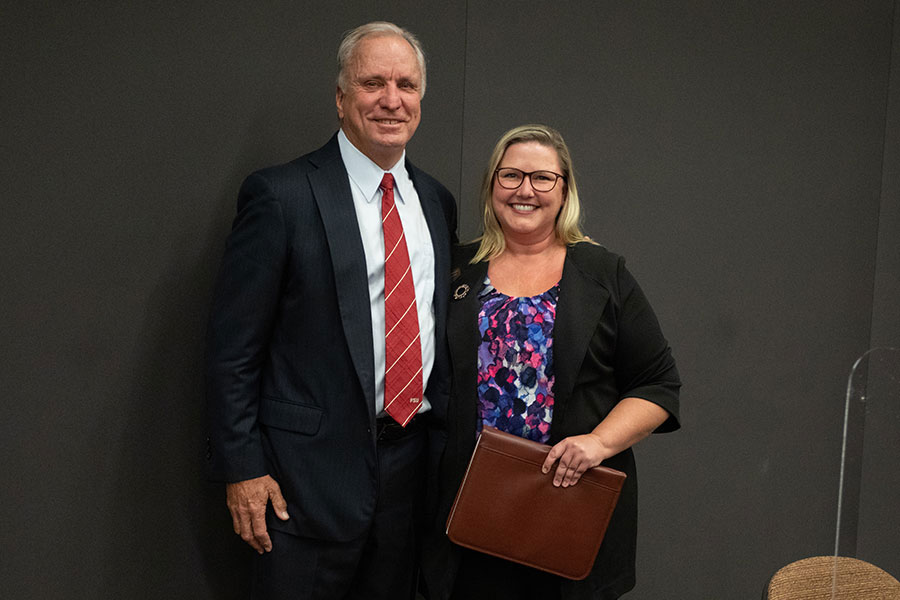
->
[[338, 129, 414, 204]]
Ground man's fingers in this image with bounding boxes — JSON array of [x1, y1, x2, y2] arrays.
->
[[237, 507, 264, 554], [228, 507, 242, 536], [249, 503, 272, 553], [226, 476, 285, 553], [267, 482, 290, 521]]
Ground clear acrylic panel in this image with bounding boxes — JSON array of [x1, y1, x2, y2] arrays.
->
[[833, 347, 900, 590]]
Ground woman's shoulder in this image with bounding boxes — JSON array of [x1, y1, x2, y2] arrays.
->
[[451, 241, 481, 268], [567, 241, 624, 280]]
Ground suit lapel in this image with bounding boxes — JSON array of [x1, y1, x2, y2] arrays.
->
[[550, 247, 610, 443], [307, 139, 376, 423]]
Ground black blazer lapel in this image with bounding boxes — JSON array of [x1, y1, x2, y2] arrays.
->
[[447, 256, 488, 453], [307, 138, 376, 424], [550, 247, 610, 444]]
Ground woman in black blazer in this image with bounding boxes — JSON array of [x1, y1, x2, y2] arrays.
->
[[421, 125, 681, 600]]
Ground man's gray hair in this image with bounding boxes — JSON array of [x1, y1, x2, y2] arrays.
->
[[336, 21, 427, 97]]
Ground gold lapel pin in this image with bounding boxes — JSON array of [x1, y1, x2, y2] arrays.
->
[[453, 284, 470, 300]]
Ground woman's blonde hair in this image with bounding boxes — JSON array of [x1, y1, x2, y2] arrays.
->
[[472, 124, 586, 263]]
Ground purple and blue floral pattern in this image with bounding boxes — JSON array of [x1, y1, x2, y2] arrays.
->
[[476, 277, 558, 443]]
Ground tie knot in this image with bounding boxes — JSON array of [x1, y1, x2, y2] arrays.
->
[[380, 173, 395, 191]]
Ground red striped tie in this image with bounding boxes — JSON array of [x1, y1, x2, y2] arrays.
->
[[380, 173, 423, 426]]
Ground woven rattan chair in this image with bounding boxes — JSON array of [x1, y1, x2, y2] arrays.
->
[[763, 556, 900, 599]]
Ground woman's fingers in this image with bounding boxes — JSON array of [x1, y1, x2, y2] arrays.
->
[[542, 434, 607, 487]]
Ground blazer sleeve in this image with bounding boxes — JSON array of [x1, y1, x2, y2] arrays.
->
[[205, 172, 288, 482], [612, 256, 681, 432]]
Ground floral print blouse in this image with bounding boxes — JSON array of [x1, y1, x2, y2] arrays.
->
[[476, 277, 558, 444]]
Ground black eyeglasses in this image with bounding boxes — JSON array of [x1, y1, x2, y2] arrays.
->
[[494, 167, 565, 192]]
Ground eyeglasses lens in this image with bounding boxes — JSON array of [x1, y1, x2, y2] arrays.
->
[[497, 168, 523, 189], [530, 171, 557, 192], [496, 168, 560, 191]]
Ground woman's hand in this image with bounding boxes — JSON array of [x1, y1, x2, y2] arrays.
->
[[541, 397, 670, 487], [541, 433, 612, 488]]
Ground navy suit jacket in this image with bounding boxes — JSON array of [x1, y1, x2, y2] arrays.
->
[[206, 134, 457, 542]]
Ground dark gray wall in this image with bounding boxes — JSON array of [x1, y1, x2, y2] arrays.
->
[[1, 2, 897, 598], [874, 3, 900, 352]]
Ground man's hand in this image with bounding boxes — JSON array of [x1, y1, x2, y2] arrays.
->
[[541, 434, 610, 488], [226, 475, 290, 554]]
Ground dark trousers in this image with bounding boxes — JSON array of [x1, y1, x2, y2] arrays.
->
[[450, 548, 562, 600], [251, 423, 426, 600]]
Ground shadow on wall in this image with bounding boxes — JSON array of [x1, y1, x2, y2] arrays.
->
[[92, 108, 339, 597], [97, 170, 254, 599]]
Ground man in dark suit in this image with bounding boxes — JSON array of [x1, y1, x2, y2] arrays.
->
[[205, 21, 457, 600]]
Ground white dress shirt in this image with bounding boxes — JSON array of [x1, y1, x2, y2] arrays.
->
[[338, 129, 435, 415]]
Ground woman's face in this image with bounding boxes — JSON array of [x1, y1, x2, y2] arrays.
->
[[491, 141, 566, 245]]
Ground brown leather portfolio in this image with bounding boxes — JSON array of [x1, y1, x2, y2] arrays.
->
[[445, 426, 626, 580]]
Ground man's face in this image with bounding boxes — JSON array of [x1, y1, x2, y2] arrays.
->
[[336, 35, 422, 169]]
